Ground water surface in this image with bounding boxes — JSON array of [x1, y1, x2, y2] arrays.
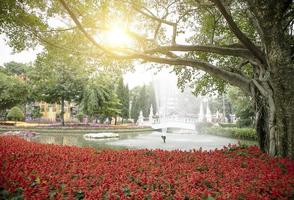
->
[[28, 131, 256, 151]]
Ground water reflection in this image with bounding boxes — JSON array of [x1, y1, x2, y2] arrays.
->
[[29, 131, 257, 151]]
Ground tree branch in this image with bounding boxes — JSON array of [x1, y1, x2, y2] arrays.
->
[[211, 0, 266, 65], [132, 5, 178, 45], [58, 0, 105, 52], [144, 44, 254, 59], [58, 0, 251, 94], [111, 53, 251, 93], [132, 6, 176, 26]]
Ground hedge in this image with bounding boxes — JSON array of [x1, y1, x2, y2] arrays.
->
[[199, 126, 257, 140]]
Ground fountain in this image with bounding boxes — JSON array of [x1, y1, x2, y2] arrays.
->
[[198, 101, 204, 122], [206, 101, 212, 122], [152, 69, 199, 130]]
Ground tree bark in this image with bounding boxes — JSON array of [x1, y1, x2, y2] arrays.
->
[[270, 67, 294, 158], [252, 30, 294, 158], [60, 97, 65, 126], [254, 71, 294, 159]]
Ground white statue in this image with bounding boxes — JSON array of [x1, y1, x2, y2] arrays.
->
[[149, 105, 153, 123], [138, 110, 144, 126]]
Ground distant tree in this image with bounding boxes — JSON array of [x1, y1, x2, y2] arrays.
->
[[138, 85, 148, 117], [100, 92, 121, 124], [146, 84, 157, 115], [130, 84, 157, 122], [31, 107, 42, 120], [3, 61, 29, 76], [29, 50, 87, 126], [210, 95, 232, 119], [116, 75, 129, 123], [7, 106, 24, 121], [130, 86, 141, 122], [227, 86, 254, 127], [81, 75, 111, 123], [0, 72, 28, 112]]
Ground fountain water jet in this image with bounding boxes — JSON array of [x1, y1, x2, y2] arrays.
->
[[152, 69, 199, 130], [206, 101, 212, 122]]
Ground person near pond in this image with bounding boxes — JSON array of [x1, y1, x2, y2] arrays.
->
[[161, 127, 167, 143]]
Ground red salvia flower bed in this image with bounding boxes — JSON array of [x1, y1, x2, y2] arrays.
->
[[0, 136, 293, 200]]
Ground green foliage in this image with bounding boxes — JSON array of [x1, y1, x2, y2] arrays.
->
[[31, 107, 42, 119], [0, 72, 28, 111], [116, 75, 130, 120], [2, 61, 29, 75], [0, 187, 23, 200], [29, 50, 87, 104], [81, 72, 121, 122], [7, 106, 24, 121], [76, 112, 84, 122], [209, 94, 232, 117], [201, 126, 257, 141], [219, 123, 237, 128], [227, 86, 254, 126], [236, 119, 253, 128], [99, 92, 121, 122], [130, 84, 157, 122]]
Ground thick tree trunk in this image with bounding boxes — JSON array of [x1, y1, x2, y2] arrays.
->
[[246, 0, 294, 158], [253, 45, 294, 158], [255, 77, 294, 159], [60, 97, 65, 126], [271, 68, 294, 158]]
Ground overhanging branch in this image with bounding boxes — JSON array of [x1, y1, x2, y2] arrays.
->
[[144, 44, 254, 59], [211, 0, 266, 65], [58, 0, 105, 52], [111, 53, 251, 93]]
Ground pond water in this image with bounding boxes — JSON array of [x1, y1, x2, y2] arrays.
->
[[28, 131, 257, 151]]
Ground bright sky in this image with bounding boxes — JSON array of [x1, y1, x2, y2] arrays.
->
[[0, 35, 42, 65]]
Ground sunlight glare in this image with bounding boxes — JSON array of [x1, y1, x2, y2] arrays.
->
[[104, 23, 133, 47]]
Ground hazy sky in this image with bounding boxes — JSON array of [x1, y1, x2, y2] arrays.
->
[[0, 35, 153, 88], [0, 35, 42, 65]]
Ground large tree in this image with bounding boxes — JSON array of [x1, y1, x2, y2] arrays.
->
[[1, 0, 293, 158], [29, 50, 87, 126], [81, 73, 120, 123]]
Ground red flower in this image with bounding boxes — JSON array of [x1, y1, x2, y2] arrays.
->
[[0, 136, 293, 199]]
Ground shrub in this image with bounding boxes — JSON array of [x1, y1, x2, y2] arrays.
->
[[7, 106, 24, 121], [236, 119, 253, 128], [201, 126, 257, 140], [76, 112, 84, 122], [219, 123, 237, 128], [31, 107, 42, 119]]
